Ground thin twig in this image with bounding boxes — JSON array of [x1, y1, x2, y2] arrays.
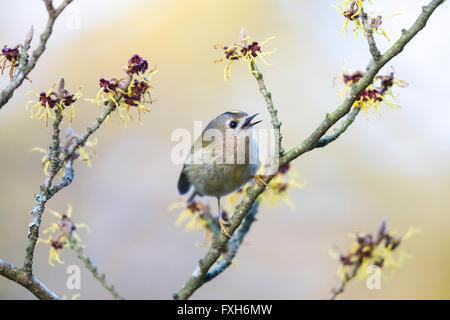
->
[[68, 237, 123, 300], [61, 94, 123, 167], [361, 9, 381, 61], [329, 258, 362, 300], [174, 0, 445, 300], [315, 107, 361, 148], [48, 159, 74, 197], [0, 0, 74, 109], [252, 62, 284, 156]]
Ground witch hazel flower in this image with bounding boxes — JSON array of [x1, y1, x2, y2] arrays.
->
[[88, 54, 156, 124], [214, 27, 276, 80], [338, 66, 408, 115]]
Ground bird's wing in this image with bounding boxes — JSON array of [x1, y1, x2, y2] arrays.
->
[[178, 125, 223, 195]]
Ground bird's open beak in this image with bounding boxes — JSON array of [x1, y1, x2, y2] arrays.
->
[[242, 113, 262, 128]]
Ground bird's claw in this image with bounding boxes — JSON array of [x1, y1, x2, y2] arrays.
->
[[219, 217, 231, 238], [254, 175, 268, 187]]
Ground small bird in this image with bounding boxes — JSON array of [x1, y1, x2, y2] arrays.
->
[[177, 111, 261, 236]]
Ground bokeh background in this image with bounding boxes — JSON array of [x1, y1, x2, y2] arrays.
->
[[0, 0, 449, 299]]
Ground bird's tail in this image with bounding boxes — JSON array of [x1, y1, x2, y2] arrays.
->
[[177, 170, 191, 195]]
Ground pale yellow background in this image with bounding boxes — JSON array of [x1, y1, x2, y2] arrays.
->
[[0, 0, 449, 299]]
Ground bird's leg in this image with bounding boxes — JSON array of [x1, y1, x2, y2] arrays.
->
[[218, 196, 231, 237], [254, 174, 268, 187]]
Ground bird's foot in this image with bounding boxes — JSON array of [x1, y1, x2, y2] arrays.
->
[[254, 174, 268, 187], [219, 217, 231, 238]]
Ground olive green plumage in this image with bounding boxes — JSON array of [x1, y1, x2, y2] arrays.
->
[[178, 111, 260, 200]]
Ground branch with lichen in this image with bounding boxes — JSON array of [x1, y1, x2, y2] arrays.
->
[[0, 54, 155, 299], [174, 0, 445, 300], [0, 0, 74, 109], [172, 166, 296, 286], [8, 78, 113, 300], [23, 78, 75, 277], [251, 61, 284, 156], [361, 8, 381, 61], [0, 259, 58, 300], [315, 106, 361, 148], [68, 237, 123, 300], [203, 202, 259, 283]]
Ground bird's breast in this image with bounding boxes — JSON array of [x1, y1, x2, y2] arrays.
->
[[184, 162, 258, 197]]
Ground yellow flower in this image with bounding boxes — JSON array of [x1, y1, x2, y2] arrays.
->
[[48, 204, 91, 235], [173, 201, 208, 232], [87, 55, 156, 125], [38, 204, 90, 266], [334, 0, 365, 37], [26, 85, 81, 127], [331, 223, 418, 283], [63, 128, 99, 167], [214, 27, 276, 80], [367, 15, 390, 41], [338, 67, 408, 115], [37, 235, 68, 267], [258, 163, 304, 209], [117, 72, 155, 124], [31, 135, 97, 175], [170, 200, 219, 247], [0, 45, 20, 78], [30, 147, 52, 176], [334, 1, 397, 41], [222, 163, 304, 211], [78, 138, 98, 167], [403, 226, 421, 240]]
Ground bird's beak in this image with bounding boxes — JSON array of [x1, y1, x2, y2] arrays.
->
[[242, 113, 262, 128]]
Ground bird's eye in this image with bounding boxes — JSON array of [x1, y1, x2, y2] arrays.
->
[[229, 121, 237, 129]]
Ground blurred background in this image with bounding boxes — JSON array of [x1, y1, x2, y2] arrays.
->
[[0, 0, 449, 299]]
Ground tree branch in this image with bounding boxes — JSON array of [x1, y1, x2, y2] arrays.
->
[[252, 63, 284, 156], [23, 104, 65, 275], [174, 0, 445, 300], [0, 260, 58, 300], [0, 0, 74, 109], [1, 86, 124, 299], [68, 237, 123, 300], [329, 258, 362, 300], [203, 202, 259, 283], [315, 106, 360, 148], [61, 94, 123, 166], [22, 95, 121, 276], [361, 9, 381, 62], [282, 0, 444, 165], [48, 159, 74, 197]]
